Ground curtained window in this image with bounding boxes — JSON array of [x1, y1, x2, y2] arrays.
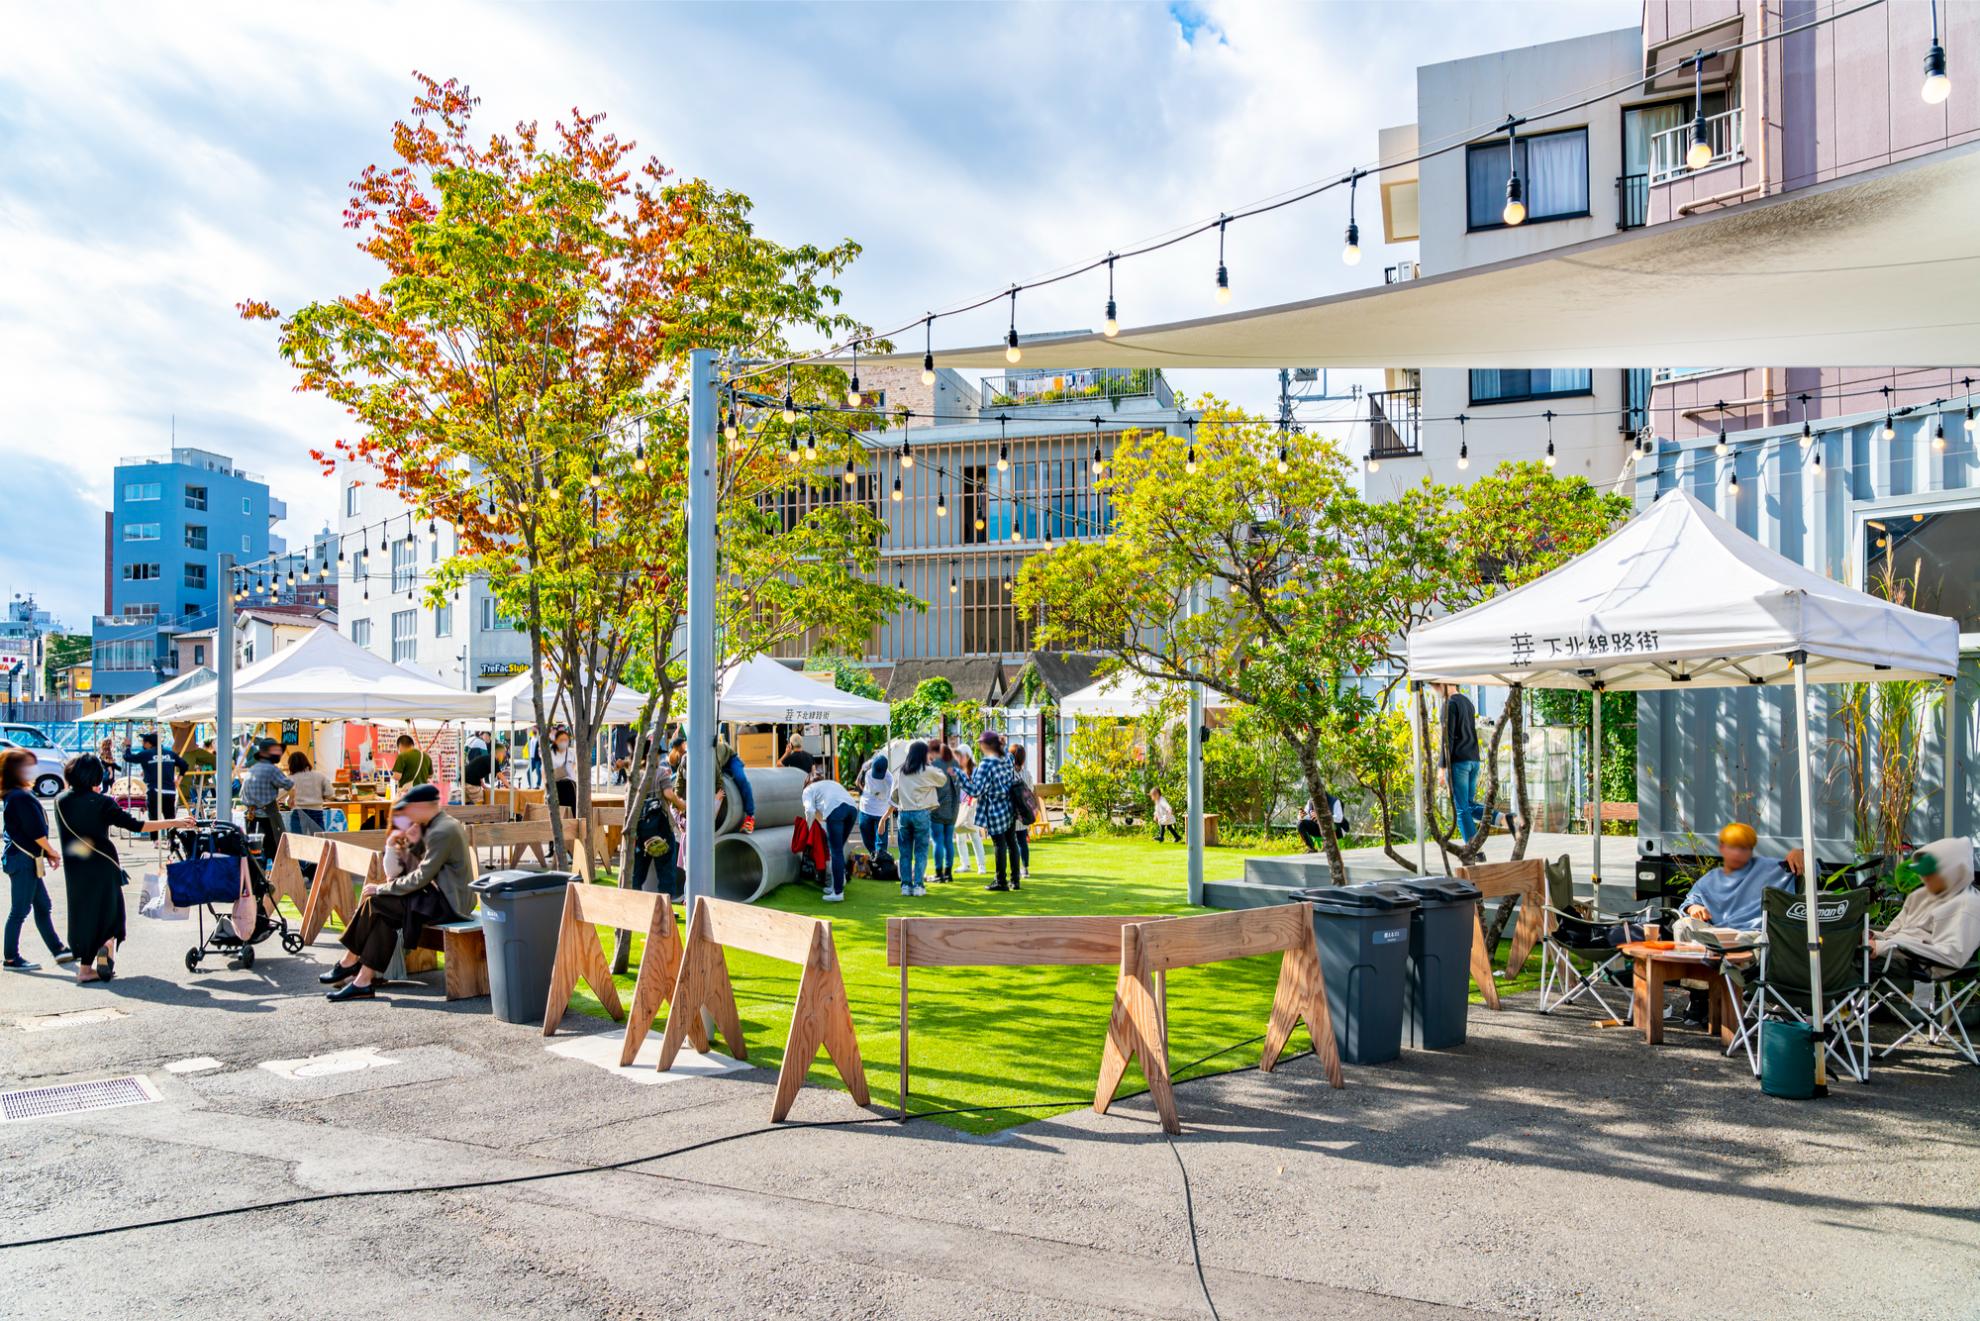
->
[[1465, 128, 1589, 230], [1469, 368, 1593, 405]]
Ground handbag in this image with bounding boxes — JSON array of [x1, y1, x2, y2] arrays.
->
[[168, 853, 248, 907], [228, 858, 258, 937], [1009, 779, 1037, 827]]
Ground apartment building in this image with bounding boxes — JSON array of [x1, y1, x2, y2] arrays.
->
[[93, 446, 286, 701]]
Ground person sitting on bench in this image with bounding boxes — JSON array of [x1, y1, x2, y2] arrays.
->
[[1872, 837, 1980, 978], [321, 785, 475, 1002], [1668, 821, 1803, 1024]]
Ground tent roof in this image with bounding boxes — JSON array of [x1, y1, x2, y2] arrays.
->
[[861, 143, 1980, 372], [1406, 490, 1961, 691], [155, 625, 490, 722], [1060, 669, 1230, 717], [718, 655, 890, 725], [486, 670, 648, 725], [77, 667, 216, 723]]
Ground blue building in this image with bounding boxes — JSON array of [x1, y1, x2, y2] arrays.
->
[[93, 446, 287, 701]]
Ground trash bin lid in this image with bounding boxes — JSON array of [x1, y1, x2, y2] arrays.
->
[[470, 869, 576, 895], [1395, 877, 1482, 905], [1298, 881, 1419, 913]]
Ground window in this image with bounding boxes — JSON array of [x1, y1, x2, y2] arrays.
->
[[480, 598, 520, 632], [240, 535, 250, 553], [122, 603, 159, 619], [184, 524, 207, 550], [345, 483, 361, 517], [390, 610, 416, 662], [1863, 502, 1980, 638], [1469, 368, 1593, 405], [122, 523, 160, 541], [183, 564, 207, 589], [350, 619, 373, 647], [241, 497, 252, 515], [191, 643, 206, 666], [122, 562, 160, 581], [1466, 127, 1589, 230], [94, 637, 156, 671], [184, 485, 207, 511], [391, 538, 416, 593], [434, 600, 453, 638], [123, 482, 161, 502]]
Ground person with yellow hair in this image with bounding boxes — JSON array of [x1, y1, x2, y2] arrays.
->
[[1666, 823, 1806, 1025]]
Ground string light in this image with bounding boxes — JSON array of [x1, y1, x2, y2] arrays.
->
[[844, 455, 858, 484], [1934, 414, 1948, 451], [1501, 119, 1526, 226], [935, 486, 948, 518], [723, 393, 740, 444], [1455, 413, 1469, 470], [891, 474, 903, 502], [1185, 416, 1198, 475], [1102, 255, 1120, 337], [1213, 216, 1232, 304], [806, 422, 819, 454], [1800, 393, 1815, 448], [1275, 436, 1289, 475], [1091, 417, 1106, 476], [846, 340, 862, 408], [997, 414, 1010, 471], [1924, 0, 1951, 105], [1686, 51, 1715, 170], [787, 432, 801, 464], [1342, 171, 1362, 266], [902, 436, 915, 469], [1729, 464, 1740, 494], [921, 316, 936, 385], [1714, 401, 1729, 458], [1005, 287, 1022, 364], [1543, 409, 1557, 467]]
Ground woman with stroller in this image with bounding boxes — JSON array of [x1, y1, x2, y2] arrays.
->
[[320, 785, 474, 1002], [53, 754, 191, 984]]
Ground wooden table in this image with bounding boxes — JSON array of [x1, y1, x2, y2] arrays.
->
[[1620, 941, 1739, 1046]]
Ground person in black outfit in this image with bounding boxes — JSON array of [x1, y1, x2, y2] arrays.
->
[[52, 755, 190, 983], [1434, 683, 1484, 841], [464, 743, 508, 791], [3, 749, 73, 971], [123, 733, 188, 821], [779, 735, 817, 775]]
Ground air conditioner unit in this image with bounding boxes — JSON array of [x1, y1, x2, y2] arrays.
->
[[1385, 261, 1420, 284]]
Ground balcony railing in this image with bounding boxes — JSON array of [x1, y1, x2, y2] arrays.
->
[[1616, 173, 1649, 230], [1648, 106, 1743, 184], [978, 367, 1173, 410], [1367, 388, 1421, 459]]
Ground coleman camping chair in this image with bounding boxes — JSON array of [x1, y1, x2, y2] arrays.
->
[[1538, 854, 1663, 1018], [1869, 952, 1980, 1067], [1726, 887, 1875, 1082]]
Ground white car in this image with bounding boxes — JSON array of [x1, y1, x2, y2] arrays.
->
[[0, 734, 66, 798]]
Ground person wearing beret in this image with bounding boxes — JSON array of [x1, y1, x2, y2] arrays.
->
[[320, 784, 475, 1002]]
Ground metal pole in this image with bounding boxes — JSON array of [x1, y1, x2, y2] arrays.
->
[[1793, 656, 1827, 1088], [1411, 680, 1427, 874], [1186, 581, 1204, 906], [214, 554, 233, 825], [1590, 683, 1604, 895], [684, 349, 719, 914], [1946, 676, 1959, 838]]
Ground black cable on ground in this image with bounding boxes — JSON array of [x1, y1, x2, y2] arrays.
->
[[0, 1031, 1304, 1255], [1166, 1136, 1221, 1321]]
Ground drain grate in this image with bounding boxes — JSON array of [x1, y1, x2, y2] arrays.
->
[[1, 1075, 159, 1122]]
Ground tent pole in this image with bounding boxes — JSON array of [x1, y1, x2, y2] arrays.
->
[[1410, 680, 1426, 875], [1187, 583, 1204, 906], [683, 348, 719, 914], [1793, 655, 1827, 1088], [1946, 676, 1959, 838], [1590, 682, 1604, 895], [215, 552, 233, 826]]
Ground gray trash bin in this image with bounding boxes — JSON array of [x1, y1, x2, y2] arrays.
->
[[471, 869, 575, 1025], [1395, 877, 1482, 1050], [1299, 882, 1417, 1065]]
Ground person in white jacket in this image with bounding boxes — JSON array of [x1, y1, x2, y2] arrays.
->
[[1873, 837, 1980, 975]]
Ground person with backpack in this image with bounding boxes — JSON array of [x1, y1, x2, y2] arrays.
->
[[956, 732, 1022, 892], [1009, 744, 1039, 881]]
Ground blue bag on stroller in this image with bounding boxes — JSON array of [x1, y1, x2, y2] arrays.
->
[[169, 854, 246, 908]]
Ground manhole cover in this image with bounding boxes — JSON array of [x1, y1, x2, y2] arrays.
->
[[1, 1076, 160, 1122]]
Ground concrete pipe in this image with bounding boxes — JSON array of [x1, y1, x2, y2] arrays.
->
[[710, 826, 804, 904], [712, 765, 810, 836]]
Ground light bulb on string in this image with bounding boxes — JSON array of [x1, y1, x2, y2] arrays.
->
[[1714, 402, 1729, 458], [1685, 52, 1714, 170], [846, 341, 862, 408], [781, 368, 797, 423], [1005, 287, 1022, 364], [844, 456, 857, 484], [1501, 119, 1526, 225], [1213, 216, 1232, 304], [920, 315, 936, 385], [1924, 0, 1951, 104], [1728, 465, 1740, 495], [902, 437, 915, 470], [1455, 413, 1470, 470], [1934, 417, 1948, 451], [1799, 393, 1815, 450], [1091, 417, 1105, 476], [1882, 413, 1895, 440], [787, 433, 801, 464], [936, 486, 948, 518], [1341, 170, 1363, 266], [806, 423, 819, 455], [723, 394, 740, 443], [1275, 444, 1289, 475], [1543, 409, 1557, 467], [891, 474, 903, 502], [1102, 255, 1120, 337]]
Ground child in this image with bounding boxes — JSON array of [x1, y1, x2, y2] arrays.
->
[[1150, 788, 1181, 843]]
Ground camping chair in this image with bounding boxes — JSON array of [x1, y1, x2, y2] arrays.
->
[[1726, 887, 1875, 1082], [1537, 854, 1661, 1018], [1868, 952, 1980, 1067]]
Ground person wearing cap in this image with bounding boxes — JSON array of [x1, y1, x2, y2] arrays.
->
[[321, 784, 475, 1001], [1669, 822, 1804, 1025]]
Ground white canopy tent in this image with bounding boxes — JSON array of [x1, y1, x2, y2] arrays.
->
[[1406, 489, 1961, 1072], [1060, 670, 1229, 718], [718, 654, 890, 725], [77, 667, 216, 724], [156, 625, 490, 723], [486, 671, 649, 726]]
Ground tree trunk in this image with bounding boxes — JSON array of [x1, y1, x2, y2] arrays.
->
[[524, 574, 569, 873], [1370, 753, 1418, 874], [1291, 736, 1347, 885], [1485, 686, 1532, 955]]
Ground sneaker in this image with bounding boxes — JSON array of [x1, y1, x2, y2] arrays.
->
[[822, 891, 845, 903], [912, 885, 926, 897], [52, 948, 77, 966], [900, 884, 913, 897], [985, 881, 1010, 892], [4, 957, 40, 972], [741, 815, 755, 833]]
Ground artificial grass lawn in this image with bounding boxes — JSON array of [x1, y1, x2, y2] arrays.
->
[[564, 833, 1544, 1134]]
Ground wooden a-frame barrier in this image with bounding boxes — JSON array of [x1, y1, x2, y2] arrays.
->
[[1458, 858, 1546, 997], [1096, 903, 1345, 1135], [541, 882, 684, 1066], [659, 896, 869, 1121], [886, 914, 1173, 1120]]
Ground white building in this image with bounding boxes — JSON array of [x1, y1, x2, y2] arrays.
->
[[334, 463, 529, 691]]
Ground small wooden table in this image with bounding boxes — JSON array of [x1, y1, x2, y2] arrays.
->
[[1620, 941, 1739, 1046]]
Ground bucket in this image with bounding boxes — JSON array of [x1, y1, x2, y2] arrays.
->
[[1760, 1019, 1816, 1099]]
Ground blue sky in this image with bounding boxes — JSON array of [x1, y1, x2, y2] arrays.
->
[[0, 0, 1637, 629]]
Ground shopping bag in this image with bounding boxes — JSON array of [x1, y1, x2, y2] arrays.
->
[[228, 859, 258, 937], [168, 854, 247, 907], [138, 872, 189, 921]]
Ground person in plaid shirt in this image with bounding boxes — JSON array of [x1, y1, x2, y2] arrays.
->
[[957, 731, 1022, 892], [238, 739, 292, 860]]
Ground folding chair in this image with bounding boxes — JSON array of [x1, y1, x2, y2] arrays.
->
[[1869, 952, 1980, 1067], [1726, 887, 1875, 1082], [1537, 854, 1662, 1019]]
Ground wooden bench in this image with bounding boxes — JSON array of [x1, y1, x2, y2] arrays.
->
[[409, 918, 489, 1001], [1583, 801, 1640, 828]]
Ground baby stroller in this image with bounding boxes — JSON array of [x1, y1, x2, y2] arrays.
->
[[167, 822, 303, 972]]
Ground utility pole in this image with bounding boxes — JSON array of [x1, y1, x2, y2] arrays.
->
[[684, 349, 718, 912], [215, 553, 234, 824]]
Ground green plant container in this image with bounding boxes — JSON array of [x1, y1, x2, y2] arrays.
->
[[1760, 1020, 1816, 1099]]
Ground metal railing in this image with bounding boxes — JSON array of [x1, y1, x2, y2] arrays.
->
[[1616, 173, 1648, 229], [1649, 106, 1743, 184], [978, 367, 1172, 410], [1367, 388, 1421, 459]]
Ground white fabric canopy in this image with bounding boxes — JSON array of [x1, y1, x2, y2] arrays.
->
[[155, 625, 490, 722], [78, 667, 216, 723], [861, 144, 1980, 372], [1407, 490, 1960, 690], [486, 670, 649, 725], [717, 655, 890, 725], [1061, 670, 1229, 717]]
